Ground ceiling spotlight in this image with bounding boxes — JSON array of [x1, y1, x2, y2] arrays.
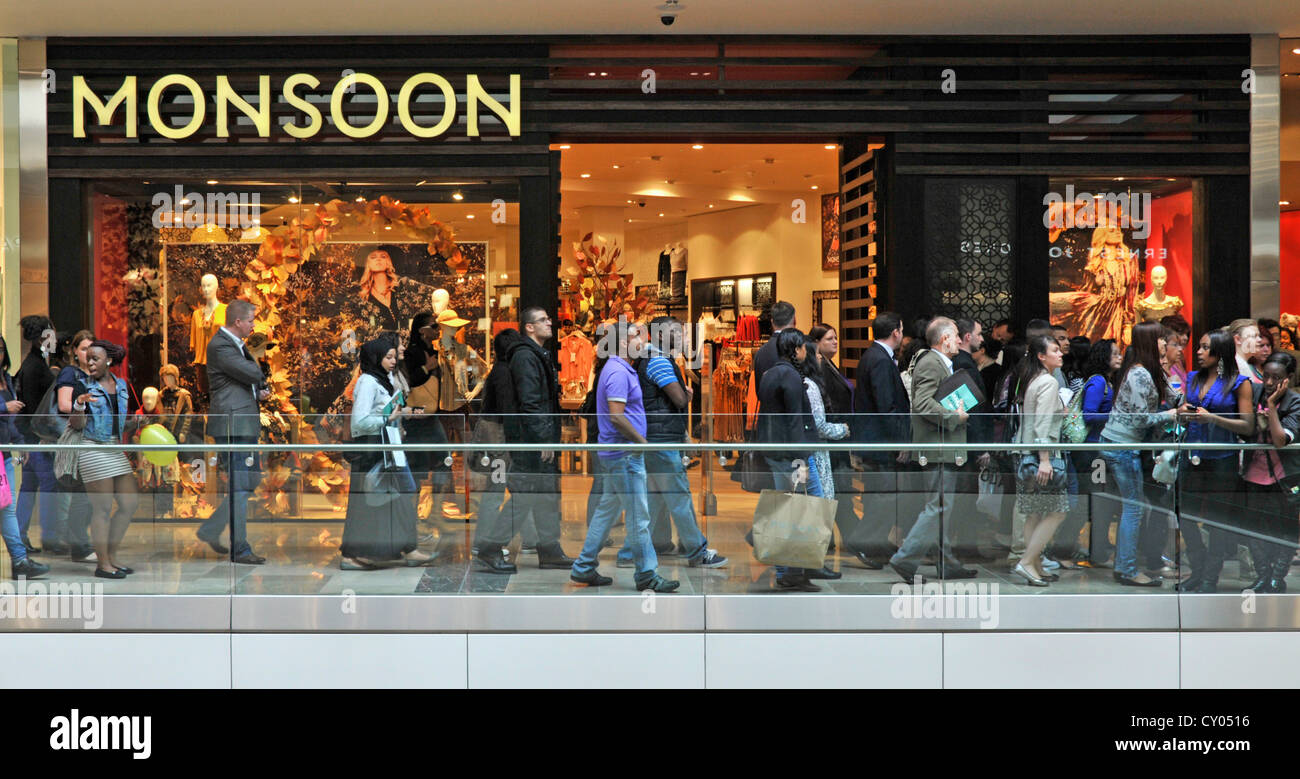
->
[[288, 196, 300, 204], [612, 164, 621, 169], [467, 214, 475, 219], [600, 71, 608, 76], [1293, 47, 1300, 54], [690, 71, 699, 76], [500, 273, 508, 280], [659, 212, 665, 217], [627, 199, 634, 204], [580, 173, 591, 178], [811, 185, 819, 190], [824, 144, 837, 150], [691, 144, 704, 150], [1282, 200, 1292, 206], [559, 144, 571, 150], [708, 204, 714, 208], [588, 72, 596, 76], [355, 195, 366, 202], [452, 191, 464, 200], [384, 225, 392, 230], [206, 179, 218, 184]]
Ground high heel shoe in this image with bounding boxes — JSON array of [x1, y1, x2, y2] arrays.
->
[[1012, 563, 1049, 587]]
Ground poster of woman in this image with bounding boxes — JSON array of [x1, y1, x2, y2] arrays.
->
[[1049, 220, 1145, 348]]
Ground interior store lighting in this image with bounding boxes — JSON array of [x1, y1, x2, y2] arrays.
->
[[452, 191, 464, 200], [288, 196, 299, 203]]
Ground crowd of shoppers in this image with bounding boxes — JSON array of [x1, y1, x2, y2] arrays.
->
[[3, 293, 1299, 597]]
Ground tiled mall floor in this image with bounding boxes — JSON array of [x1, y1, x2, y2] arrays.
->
[[4, 471, 1271, 596]]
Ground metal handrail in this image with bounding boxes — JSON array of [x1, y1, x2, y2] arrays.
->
[[8, 441, 1280, 453]]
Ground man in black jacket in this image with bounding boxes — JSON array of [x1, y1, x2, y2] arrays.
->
[[850, 311, 910, 567], [752, 300, 796, 392], [952, 317, 995, 558], [472, 328, 526, 574], [504, 307, 574, 569]]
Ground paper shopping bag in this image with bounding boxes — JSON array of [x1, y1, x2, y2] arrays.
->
[[751, 489, 837, 569]]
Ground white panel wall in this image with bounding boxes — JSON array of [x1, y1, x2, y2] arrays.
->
[[944, 632, 1181, 689], [1181, 632, 1300, 688], [468, 633, 705, 688], [706, 633, 943, 688], [0, 633, 230, 688], [231, 634, 468, 689]]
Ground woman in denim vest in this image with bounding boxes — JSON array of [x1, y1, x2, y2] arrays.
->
[[68, 340, 141, 579]]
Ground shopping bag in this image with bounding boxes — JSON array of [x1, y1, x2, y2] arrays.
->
[[751, 488, 836, 569], [0, 452, 12, 510], [975, 467, 1006, 517]]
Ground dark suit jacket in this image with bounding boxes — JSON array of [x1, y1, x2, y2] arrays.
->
[[952, 349, 992, 444], [853, 341, 910, 463], [206, 329, 266, 441], [752, 336, 780, 395]]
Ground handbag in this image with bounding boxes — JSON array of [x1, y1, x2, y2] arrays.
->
[[1152, 449, 1180, 485], [467, 416, 506, 472], [31, 380, 68, 443], [739, 449, 768, 493], [1060, 388, 1088, 444], [0, 452, 12, 510], [1016, 452, 1067, 491], [751, 486, 837, 569], [53, 426, 83, 487]]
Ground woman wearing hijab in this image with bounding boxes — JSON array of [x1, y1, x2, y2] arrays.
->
[[339, 337, 433, 570]]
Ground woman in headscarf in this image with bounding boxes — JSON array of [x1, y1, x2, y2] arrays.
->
[[339, 337, 433, 570]]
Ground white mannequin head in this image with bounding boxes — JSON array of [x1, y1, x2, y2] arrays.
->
[[200, 273, 220, 303], [1150, 264, 1167, 291], [431, 288, 450, 315], [141, 387, 159, 413]]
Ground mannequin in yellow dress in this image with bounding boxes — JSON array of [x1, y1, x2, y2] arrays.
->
[[1135, 264, 1184, 323], [189, 273, 227, 402]]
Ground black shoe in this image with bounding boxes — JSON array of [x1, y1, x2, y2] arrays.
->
[[570, 569, 613, 587], [197, 532, 230, 555], [934, 561, 977, 579], [805, 566, 842, 580], [113, 565, 135, 575], [94, 567, 127, 580], [536, 545, 575, 569], [635, 574, 680, 593], [473, 550, 517, 575], [853, 551, 887, 569], [775, 576, 821, 592], [41, 541, 70, 556], [11, 558, 50, 580], [21, 536, 40, 554], [69, 547, 96, 563], [889, 561, 927, 584], [232, 552, 266, 565], [1174, 575, 1204, 592]]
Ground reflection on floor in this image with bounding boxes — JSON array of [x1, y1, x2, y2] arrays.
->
[[5, 472, 1282, 597]]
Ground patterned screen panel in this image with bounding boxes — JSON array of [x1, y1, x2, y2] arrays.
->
[[922, 179, 1016, 326]]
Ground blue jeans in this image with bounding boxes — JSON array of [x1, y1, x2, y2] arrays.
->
[[16, 451, 58, 542], [198, 438, 258, 557], [1101, 446, 1144, 578], [618, 448, 707, 564], [573, 454, 658, 579], [766, 455, 824, 580], [0, 457, 28, 562]]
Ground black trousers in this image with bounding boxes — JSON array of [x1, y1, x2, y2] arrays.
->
[[1180, 456, 1245, 583]]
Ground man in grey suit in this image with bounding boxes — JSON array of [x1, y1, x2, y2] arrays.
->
[[889, 317, 976, 583], [196, 299, 268, 564]]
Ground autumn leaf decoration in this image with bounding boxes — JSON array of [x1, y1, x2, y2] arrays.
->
[[562, 233, 653, 325]]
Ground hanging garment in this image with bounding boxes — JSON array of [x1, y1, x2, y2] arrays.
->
[[736, 315, 761, 342], [558, 333, 596, 398]]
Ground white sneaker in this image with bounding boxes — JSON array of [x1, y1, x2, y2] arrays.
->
[[690, 549, 729, 568]]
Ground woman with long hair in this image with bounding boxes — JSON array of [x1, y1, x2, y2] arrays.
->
[[1242, 352, 1300, 593], [800, 335, 849, 502], [809, 323, 857, 552], [1174, 329, 1256, 592], [68, 340, 141, 579], [54, 329, 97, 563], [1010, 335, 1070, 585], [1098, 322, 1179, 586], [401, 310, 450, 517], [756, 327, 826, 591], [14, 315, 61, 556], [340, 337, 433, 570], [1060, 338, 1122, 566], [0, 332, 50, 580], [357, 249, 401, 332]]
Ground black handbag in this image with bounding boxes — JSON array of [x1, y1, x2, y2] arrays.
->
[[1016, 453, 1067, 491]]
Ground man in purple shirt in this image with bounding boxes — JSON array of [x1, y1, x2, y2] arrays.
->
[[570, 318, 680, 592]]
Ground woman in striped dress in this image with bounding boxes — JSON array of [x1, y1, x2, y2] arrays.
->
[[68, 340, 142, 579]]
